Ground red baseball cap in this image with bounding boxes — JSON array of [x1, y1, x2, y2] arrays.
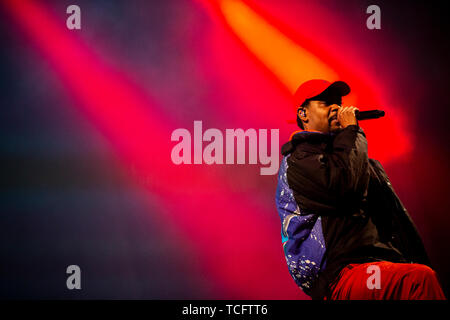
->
[[288, 79, 350, 123]]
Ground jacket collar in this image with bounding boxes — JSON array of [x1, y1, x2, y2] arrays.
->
[[281, 130, 340, 156]]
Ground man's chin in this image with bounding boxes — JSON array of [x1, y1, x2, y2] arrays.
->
[[329, 124, 342, 133]]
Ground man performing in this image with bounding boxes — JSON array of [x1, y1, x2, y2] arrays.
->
[[275, 79, 446, 300]]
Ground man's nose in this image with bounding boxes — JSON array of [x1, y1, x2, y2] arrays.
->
[[330, 104, 340, 113]]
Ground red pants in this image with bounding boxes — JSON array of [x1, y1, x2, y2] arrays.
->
[[328, 261, 446, 300]]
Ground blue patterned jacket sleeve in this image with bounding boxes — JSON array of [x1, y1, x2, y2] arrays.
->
[[275, 155, 327, 294]]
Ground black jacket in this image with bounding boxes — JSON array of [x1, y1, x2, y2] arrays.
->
[[279, 125, 430, 299]]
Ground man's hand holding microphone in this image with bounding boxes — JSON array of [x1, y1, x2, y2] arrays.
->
[[337, 106, 359, 128]]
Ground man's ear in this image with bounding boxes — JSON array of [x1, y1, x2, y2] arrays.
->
[[298, 108, 308, 122]]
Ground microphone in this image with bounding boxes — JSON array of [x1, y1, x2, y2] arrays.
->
[[355, 110, 385, 120]]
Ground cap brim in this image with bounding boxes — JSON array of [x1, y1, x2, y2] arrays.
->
[[314, 81, 351, 100]]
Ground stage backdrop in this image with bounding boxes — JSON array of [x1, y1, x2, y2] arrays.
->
[[1, 0, 449, 299]]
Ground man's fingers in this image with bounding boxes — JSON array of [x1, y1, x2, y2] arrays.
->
[[337, 106, 359, 128], [340, 106, 359, 114]]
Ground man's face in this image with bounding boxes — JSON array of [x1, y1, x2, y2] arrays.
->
[[302, 100, 342, 133]]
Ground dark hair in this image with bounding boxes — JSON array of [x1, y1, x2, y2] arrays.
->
[[296, 100, 310, 130]]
